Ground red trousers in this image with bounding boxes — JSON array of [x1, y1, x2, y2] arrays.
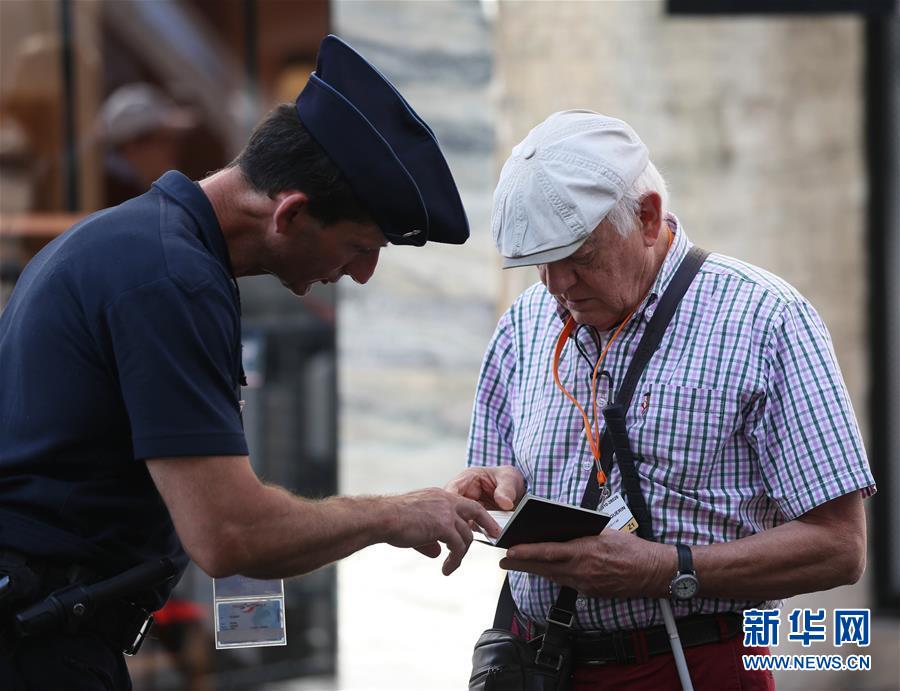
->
[[572, 635, 775, 691]]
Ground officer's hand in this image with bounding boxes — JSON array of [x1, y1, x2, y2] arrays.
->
[[498, 528, 675, 598], [382, 488, 501, 576], [444, 465, 526, 511]]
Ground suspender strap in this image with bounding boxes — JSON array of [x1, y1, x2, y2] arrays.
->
[[493, 246, 709, 638]]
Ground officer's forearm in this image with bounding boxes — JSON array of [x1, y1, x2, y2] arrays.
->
[[148, 455, 400, 579], [216, 484, 397, 579], [689, 491, 866, 600]]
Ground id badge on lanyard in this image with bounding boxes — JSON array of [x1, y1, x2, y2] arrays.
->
[[600, 491, 639, 533], [213, 576, 287, 649]]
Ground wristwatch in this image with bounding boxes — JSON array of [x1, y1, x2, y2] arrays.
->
[[669, 543, 699, 600]]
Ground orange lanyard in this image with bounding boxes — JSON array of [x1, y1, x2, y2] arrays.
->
[[550, 227, 673, 488], [552, 314, 633, 486]]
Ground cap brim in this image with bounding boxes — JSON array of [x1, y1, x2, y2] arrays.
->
[[501, 235, 589, 269]]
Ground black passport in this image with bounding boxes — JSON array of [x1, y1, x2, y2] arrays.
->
[[479, 494, 610, 549]]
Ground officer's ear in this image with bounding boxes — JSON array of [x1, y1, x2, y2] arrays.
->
[[273, 191, 311, 236]]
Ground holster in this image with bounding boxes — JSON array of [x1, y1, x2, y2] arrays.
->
[[0, 551, 158, 657], [0, 551, 42, 608]]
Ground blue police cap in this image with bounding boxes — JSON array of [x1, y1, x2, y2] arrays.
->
[[296, 35, 469, 246]]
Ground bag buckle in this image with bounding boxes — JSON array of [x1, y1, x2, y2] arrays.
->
[[124, 613, 153, 656], [545, 605, 574, 629], [534, 647, 565, 671]]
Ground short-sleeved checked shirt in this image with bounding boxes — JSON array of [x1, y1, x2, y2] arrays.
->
[[467, 217, 875, 633]]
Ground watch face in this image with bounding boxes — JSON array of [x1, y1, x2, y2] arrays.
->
[[671, 574, 699, 600]]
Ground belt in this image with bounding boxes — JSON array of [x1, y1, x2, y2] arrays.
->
[[528, 612, 742, 666]]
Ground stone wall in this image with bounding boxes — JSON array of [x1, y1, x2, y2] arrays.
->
[[333, 2, 502, 688]]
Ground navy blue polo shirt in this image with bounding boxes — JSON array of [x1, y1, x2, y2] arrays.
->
[[0, 171, 248, 607]]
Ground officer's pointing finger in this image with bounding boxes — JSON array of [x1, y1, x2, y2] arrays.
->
[[456, 516, 474, 547], [458, 499, 501, 538]]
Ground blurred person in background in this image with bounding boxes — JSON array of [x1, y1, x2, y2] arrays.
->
[[449, 110, 874, 691], [0, 35, 498, 691], [98, 83, 196, 205]]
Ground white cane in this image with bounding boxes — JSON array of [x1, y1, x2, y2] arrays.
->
[[603, 404, 695, 691], [660, 598, 694, 691]]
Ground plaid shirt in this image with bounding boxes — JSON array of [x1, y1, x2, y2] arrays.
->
[[467, 217, 875, 632]]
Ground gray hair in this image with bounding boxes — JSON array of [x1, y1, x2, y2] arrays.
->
[[604, 161, 669, 237]]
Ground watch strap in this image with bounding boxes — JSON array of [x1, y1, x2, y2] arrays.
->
[[675, 543, 694, 575]]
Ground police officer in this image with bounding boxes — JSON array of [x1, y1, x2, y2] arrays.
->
[[0, 35, 499, 689]]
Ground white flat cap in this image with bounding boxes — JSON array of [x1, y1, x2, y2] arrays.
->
[[492, 110, 649, 268]]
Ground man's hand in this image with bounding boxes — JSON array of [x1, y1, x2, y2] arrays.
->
[[381, 488, 501, 576], [444, 465, 526, 511], [499, 528, 675, 598]]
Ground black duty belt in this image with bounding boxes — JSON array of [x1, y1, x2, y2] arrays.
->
[[528, 612, 742, 666], [1, 551, 175, 656]]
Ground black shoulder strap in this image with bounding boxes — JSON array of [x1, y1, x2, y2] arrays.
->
[[492, 246, 709, 632], [581, 245, 709, 510], [492, 573, 516, 628]]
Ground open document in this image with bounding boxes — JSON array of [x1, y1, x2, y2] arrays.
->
[[478, 493, 637, 549]]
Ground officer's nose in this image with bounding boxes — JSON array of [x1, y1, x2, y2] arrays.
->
[[346, 249, 380, 285]]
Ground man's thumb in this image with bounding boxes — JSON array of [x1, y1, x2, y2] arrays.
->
[[493, 486, 515, 510]]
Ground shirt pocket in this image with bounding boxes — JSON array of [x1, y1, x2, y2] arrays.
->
[[627, 382, 737, 491]]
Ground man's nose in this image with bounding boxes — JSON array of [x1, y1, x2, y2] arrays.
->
[[346, 249, 380, 285], [542, 262, 576, 296]]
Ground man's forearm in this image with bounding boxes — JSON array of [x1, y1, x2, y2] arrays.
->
[[500, 491, 866, 600], [694, 522, 863, 599], [663, 491, 866, 600]]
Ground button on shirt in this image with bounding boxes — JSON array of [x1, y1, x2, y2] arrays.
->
[[0, 171, 248, 607], [467, 217, 875, 633]]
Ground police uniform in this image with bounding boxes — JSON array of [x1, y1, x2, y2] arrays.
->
[[0, 172, 244, 687], [0, 35, 467, 689]]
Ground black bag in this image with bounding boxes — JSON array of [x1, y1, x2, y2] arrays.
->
[[469, 629, 573, 691], [468, 247, 709, 691]]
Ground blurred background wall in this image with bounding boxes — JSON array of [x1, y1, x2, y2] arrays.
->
[[1, 1, 897, 690]]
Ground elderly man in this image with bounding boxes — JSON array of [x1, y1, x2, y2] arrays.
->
[[448, 110, 874, 690], [0, 36, 498, 690]]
